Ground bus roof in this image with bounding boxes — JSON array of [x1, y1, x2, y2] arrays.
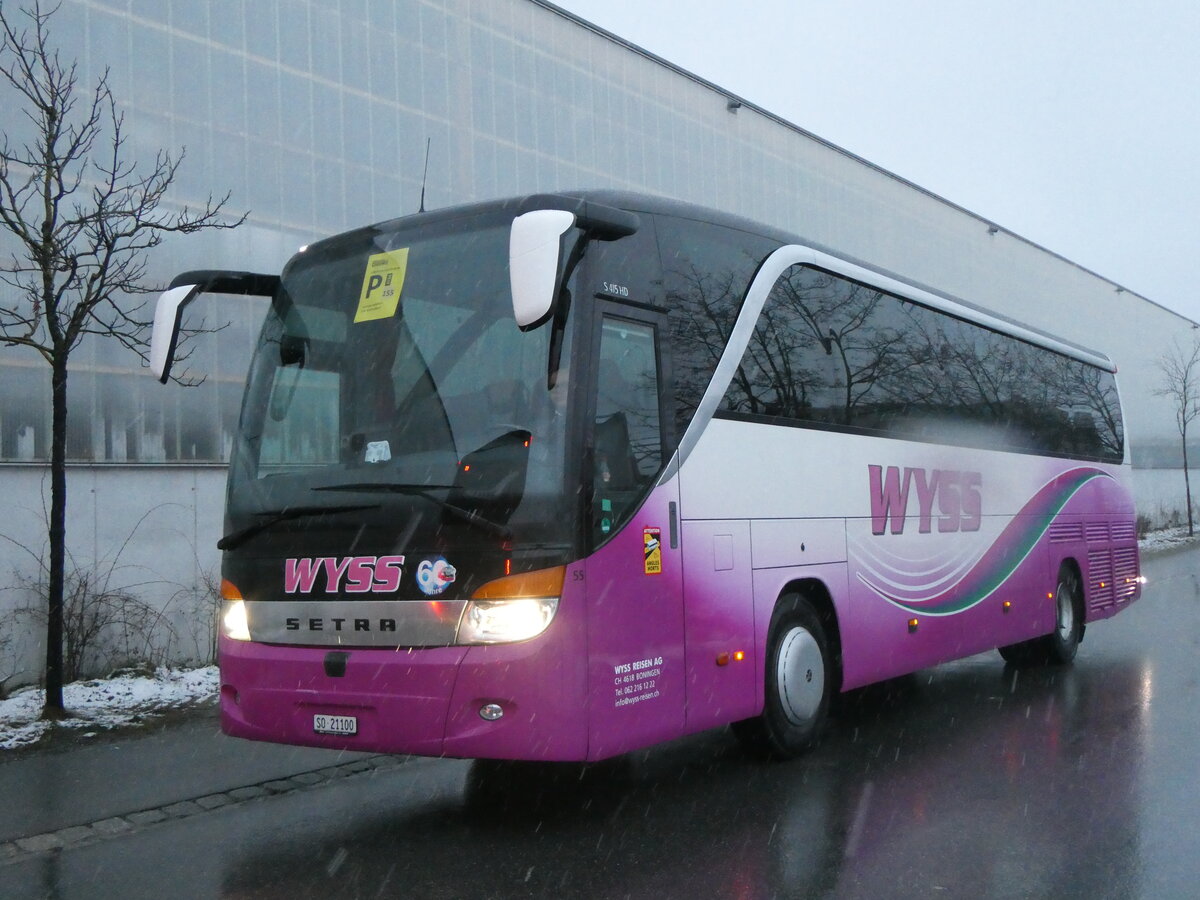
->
[[318, 190, 1116, 373]]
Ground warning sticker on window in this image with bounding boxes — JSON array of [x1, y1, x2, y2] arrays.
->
[[354, 248, 409, 323], [644, 527, 662, 575]]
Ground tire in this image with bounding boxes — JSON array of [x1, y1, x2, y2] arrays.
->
[[1041, 566, 1084, 664], [997, 564, 1083, 667], [733, 595, 833, 759], [997, 640, 1033, 666]]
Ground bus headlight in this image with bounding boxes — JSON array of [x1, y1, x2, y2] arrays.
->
[[457, 597, 558, 644], [457, 564, 565, 644], [222, 599, 252, 642]]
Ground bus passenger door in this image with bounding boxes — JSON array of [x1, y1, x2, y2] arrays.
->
[[584, 308, 687, 759]]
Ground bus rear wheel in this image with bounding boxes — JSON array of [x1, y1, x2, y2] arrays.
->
[[1042, 566, 1084, 664], [733, 595, 832, 759], [998, 565, 1083, 666]]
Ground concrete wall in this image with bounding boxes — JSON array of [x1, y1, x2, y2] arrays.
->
[[0, 465, 226, 688]]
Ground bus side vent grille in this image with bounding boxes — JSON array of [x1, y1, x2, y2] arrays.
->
[[1048, 522, 1083, 543], [1113, 547, 1139, 601], [1087, 548, 1115, 610], [1085, 522, 1110, 543], [1110, 521, 1136, 542]]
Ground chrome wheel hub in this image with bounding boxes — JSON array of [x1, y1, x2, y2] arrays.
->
[[776, 626, 824, 725], [1056, 582, 1075, 643]]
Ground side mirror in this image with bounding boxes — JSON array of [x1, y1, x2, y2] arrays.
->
[[149, 270, 279, 383], [509, 209, 576, 331], [150, 283, 203, 383]]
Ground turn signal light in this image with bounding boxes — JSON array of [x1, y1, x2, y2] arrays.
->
[[471, 565, 565, 600]]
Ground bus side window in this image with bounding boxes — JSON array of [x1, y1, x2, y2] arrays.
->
[[594, 318, 661, 540]]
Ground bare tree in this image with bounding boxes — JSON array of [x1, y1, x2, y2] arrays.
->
[[0, 1, 243, 718], [1154, 334, 1200, 536]]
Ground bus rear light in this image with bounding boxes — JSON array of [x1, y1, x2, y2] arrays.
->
[[1002, 600, 1012, 613], [908, 618, 919, 633], [716, 652, 729, 666]]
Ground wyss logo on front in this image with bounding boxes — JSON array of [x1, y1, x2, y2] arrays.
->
[[869, 465, 982, 535]]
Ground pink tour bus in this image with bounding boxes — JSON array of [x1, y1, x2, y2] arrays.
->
[[151, 192, 1141, 761]]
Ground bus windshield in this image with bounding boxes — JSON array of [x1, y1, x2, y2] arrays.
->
[[229, 214, 576, 555]]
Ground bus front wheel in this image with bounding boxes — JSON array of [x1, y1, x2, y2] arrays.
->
[[733, 595, 832, 759]]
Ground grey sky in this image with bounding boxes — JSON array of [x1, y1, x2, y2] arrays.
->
[[553, 0, 1200, 323]]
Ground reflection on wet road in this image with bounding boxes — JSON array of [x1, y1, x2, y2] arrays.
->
[[7, 547, 1200, 899]]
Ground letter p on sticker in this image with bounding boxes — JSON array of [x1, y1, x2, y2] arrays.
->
[[354, 248, 409, 323]]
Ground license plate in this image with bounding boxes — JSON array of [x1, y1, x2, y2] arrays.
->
[[313, 714, 357, 736]]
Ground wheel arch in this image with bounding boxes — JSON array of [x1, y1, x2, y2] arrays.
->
[[1055, 555, 1086, 623]]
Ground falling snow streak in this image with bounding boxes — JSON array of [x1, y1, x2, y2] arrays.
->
[[857, 467, 1112, 616]]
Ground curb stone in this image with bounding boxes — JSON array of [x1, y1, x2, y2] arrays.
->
[[0, 753, 400, 865]]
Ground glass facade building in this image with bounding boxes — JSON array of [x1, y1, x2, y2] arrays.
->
[[0, 0, 1190, 682], [0, 0, 1187, 466]]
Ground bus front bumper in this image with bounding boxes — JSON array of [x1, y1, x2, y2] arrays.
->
[[217, 633, 587, 760]]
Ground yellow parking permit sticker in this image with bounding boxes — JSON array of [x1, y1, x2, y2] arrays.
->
[[354, 248, 409, 323], [644, 527, 662, 575]]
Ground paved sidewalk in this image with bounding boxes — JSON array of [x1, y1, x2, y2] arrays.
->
[[0, 705, 374, 845]]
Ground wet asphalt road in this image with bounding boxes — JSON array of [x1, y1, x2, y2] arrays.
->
[[3, 545, 1199, 899]]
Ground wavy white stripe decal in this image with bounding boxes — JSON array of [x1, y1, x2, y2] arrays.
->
[[856, 468, 1112, 616]]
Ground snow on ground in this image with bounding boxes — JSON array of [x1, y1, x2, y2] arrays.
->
[[1138, 525, 1200, 555], [0, 666, 218, 751], [0, 529, 1194, 754]]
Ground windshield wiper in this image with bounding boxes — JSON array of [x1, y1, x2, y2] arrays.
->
[[217, 503, 380, 551], [313, 483, 513, 541]]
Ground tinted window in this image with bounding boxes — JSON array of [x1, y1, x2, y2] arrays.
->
[[656, 215, 780, 439], [720, 265, 1124, 463], [592, 318, 662, 544]]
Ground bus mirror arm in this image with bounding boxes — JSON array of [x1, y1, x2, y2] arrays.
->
[[546, 234, 588, 389], [151, 270, 279, 384]]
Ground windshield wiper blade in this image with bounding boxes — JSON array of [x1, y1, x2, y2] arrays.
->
[[313, 483, 513, 541], [217, 503, 380, 551]]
